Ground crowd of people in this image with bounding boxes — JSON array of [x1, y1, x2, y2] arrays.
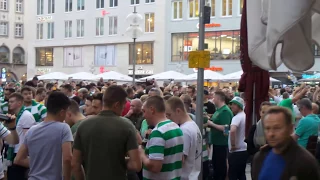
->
[[0, 76, 318, 180]]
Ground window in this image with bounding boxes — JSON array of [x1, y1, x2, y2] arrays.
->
[[129, 42, 153, 64], [65, 21, 72, 38], [16, 0, 23, 13], [172, 1, 182, 20], [0, 0, 7, 11], [96, 0, 104, 8], [37, 0, 44, 15], [48, 0, 55, 13], [145, 13, 154, 32], [12, 47, 25, 64], [0, 22, 8, 36], [131, 0, 139, 5], [0, 46, 9, 63], [15, 23, 23, 37], [64, 47, 83, 67], [36, 48, 53, 66], [47, 22, 54, 39], [76, 19, 84, 37], [222, 0, 232, 16], [65, 0, 72, 12], [36, 23, 43, 39], [108, 16, 117, 35], [171, 31, 240, 61], [188, 0, 199, 18], [96, 18, 104, 36], [77, 0, 84, 10], [95, 45, 116, 66], [239, 0, 243, 15], [109, 0, 117, 7], [145, 0, 154, 3], [210, 0, 215, 17]]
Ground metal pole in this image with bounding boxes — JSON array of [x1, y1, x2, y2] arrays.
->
[[196, 0, 205, 179], [132, 38, 136, 85]]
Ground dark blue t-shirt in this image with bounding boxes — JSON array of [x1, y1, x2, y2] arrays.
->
[[259, 149, 285, 180]]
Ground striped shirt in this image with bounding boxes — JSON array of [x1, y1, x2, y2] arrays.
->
[[0, 123, 10, 138], [0, 99, 8, 114], [143, 120, 184, 180], [25, 100, 47, 123]]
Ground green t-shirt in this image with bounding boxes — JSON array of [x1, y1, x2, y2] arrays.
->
[[71, 120, 83, 136], [140, 119, 148, 138], [210, 105, 233, 146], [278, 98, 293, 112], [295, 114, 320, 148], [278, 98, 295, 122]]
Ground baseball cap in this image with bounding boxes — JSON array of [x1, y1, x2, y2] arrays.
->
[[230, 97, 244, 109]]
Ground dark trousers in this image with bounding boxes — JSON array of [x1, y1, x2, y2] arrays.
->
[[228, 151, 248, 180], [211, 145, 228, 180], [7, 164, 28, 180], [203, 160, 209, 180]]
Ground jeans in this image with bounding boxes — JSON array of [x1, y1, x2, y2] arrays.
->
[[228, 151, 248, 180], [211, 145, 228, 180], [7, 164, 28, 180]]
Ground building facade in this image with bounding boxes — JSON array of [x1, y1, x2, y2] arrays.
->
[[27, 0, 166, 78], [26, 0, 320, 79], [165, 0, 320, 77], [0, 0, 28, 81]]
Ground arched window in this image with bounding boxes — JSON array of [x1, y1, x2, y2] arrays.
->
[[313, 43, 320, 57], [12, 47, 25, 64], [0, 45, 9, 63]]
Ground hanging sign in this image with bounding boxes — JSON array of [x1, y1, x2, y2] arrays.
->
[[188, 51, 210, 68]]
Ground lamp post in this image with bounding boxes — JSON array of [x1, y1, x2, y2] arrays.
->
[[126, 6, 143, 85]]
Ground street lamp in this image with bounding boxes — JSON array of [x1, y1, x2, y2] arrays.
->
[[126, 6, 143, 85]]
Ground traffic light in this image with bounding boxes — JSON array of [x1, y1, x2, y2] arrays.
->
[[204, 6, 211, 24]]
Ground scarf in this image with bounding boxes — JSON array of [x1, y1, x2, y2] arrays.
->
[[253, 120, 266, 147], [7, 106, 26, 163]]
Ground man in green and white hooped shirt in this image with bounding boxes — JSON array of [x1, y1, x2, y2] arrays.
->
[[21, 86, 47, 123], [139, 96, 184, 180]]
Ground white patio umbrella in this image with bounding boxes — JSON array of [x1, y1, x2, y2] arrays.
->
[[139, 71, 187, 81], [221, 70, 281, 82], [176, 70, 224, 81], [37, 72, 68, 81], [68, 72, 97, 81], [95, 71, 138, 82]]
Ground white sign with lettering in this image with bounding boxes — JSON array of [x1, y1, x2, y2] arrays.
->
[[36, 68, 51, 75], [128, 70, 154, 75], [37, 16, 53, 22]]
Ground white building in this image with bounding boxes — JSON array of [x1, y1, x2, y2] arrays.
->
[[0, 0, 28, 81], [26, 0, 320, 81], [27, 0, 166, 78]]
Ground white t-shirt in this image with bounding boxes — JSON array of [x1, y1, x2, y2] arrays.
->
[[15, 110, 36, 153], [180, 120, 202, 180], [228, 111, 247, 152]]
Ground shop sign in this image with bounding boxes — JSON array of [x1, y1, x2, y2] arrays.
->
[[302, 74, 320, 79], [128, 69, 154, 75], [196, 23, 221, 29], [37, 16, 53, 22], [193, 66, 223, 72], [36, 68, 51, 75]]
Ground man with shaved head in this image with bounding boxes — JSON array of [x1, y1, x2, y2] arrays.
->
[[312, 103, 319, 115], [125, 99, 144, 131]]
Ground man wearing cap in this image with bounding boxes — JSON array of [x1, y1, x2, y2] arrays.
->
[[228, 97, 248, 180]]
